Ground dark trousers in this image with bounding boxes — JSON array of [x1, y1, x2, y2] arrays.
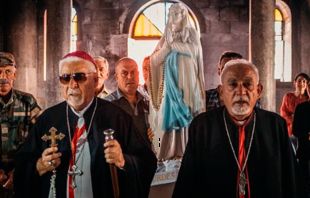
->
[[299, 159, 310, 198]]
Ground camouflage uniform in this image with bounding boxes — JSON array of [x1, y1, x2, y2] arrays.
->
[[0, 89, 41, 197], [0, 51, 41, 197], [0, 89, 41, 172]]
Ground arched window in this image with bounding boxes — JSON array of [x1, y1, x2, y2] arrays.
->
[[70, 7, 78, 52], [274, 1, 292, 82], [128, 0, 200, 84], [274, 8, 284, 80]]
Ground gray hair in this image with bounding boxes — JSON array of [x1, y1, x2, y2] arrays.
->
[[93, 56, 109, 71], [59, 57, 97, 73], [220, 59, 260, 84]]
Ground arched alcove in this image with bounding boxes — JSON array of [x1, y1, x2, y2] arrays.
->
[[127, 0, 201, 84], [275, 0, 292, 82]]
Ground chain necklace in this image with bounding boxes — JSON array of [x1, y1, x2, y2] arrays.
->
[[66, 98, 97, 174], [223, 109, 256, 196], [148, 51, 165, 111]]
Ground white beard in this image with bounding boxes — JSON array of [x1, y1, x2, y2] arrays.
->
[[231, 103, 251, 116]]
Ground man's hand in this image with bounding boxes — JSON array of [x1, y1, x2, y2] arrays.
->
[[36, 146, 62, 176], [147, 128, 154, 142], [104, 140, 125, 169]]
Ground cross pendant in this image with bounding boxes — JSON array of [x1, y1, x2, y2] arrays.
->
[[41, 127, 65, 147], [68, 165, 83, 188], [239, 171, 247, 196]]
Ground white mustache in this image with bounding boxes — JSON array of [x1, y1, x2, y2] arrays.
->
[[233, 97, 249, 103], [68, 89, 81, 95]]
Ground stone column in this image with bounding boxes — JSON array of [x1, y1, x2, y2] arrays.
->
[[5, 0, 38, 96], [46, 0, 71, 106], [249, 0, 275, 111]]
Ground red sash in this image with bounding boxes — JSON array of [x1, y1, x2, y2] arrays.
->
[[68, 121, 86, 198], [238, 126, 251, 198]]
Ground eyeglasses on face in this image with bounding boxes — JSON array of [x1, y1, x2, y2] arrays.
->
[[59, 72, 93, 84]]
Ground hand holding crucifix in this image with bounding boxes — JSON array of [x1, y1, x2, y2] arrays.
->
[[36, 127, 65, 176], [38, 127, 65, 198], [41, 127, 65, 147]]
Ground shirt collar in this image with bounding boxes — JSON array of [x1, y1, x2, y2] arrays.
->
[[115, 88, 144, 103]]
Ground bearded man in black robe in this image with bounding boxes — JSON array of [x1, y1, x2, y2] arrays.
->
[[13, 51, 157, 198], [173, 59, 304, 198]]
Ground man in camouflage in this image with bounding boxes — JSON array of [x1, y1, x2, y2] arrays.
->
[[0, 52, 41, 197]]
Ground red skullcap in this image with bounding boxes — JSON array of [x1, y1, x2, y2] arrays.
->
[[62, 51, 96, 67]]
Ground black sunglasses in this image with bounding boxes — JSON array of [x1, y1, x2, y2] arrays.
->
[[59, 72, 93, 84]]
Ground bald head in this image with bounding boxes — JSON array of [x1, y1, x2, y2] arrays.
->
[[115, 57, 139, 97], [115, 57, 138, 73]]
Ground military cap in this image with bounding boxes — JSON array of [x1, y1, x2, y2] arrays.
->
[[0, 52, 16, 67]]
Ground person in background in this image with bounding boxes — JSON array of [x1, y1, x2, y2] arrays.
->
[[105, 57, 154, 147], [14, 51, 157, 198], [173, 59, 303, 198], [293, 79, 310, 197], [137, 56, 150, 100], [0, 52, 41, 198], [280, 72, 309, 146], [93, 56, 110, 98], [205, 51, 242, 111]]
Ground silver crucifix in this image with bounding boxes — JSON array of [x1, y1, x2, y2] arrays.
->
[[68, 165, 83, 188], [239, 171, 247, 196]]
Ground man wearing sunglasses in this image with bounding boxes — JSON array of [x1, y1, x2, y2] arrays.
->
[[14, 51, 157, 198], [0, 52, 41, 198]]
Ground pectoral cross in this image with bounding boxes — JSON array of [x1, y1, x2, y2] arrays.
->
[[239, 171, 247, 196], [68, 165, 83, 188], [41, 127, 65, 147]]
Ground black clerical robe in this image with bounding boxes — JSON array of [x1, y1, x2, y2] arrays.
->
[[173, 107, 303, 198], [14, 98, 157, 198], [293, 101, 310, 196], [293, 101, 310, 160]]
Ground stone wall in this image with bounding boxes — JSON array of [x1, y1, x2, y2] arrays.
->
[[200, 0, 249, 89], [300, 1, 310, 75], [75, 0, 249, 91], [0, 0, 309, 110]]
